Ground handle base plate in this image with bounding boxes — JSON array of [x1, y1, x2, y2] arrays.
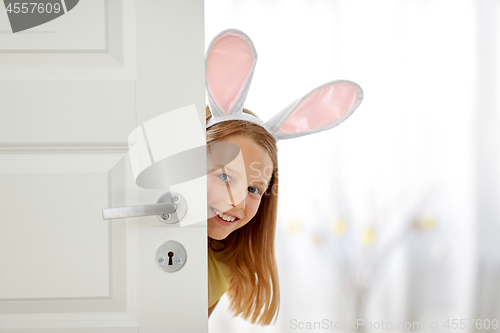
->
[[156, 191, 187, 224]]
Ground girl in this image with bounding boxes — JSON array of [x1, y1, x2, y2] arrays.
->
[[207, 106, 280, 325], [205, 29, 363, 325]]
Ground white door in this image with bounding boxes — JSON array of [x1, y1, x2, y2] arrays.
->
[[0, 1, 207, 332]]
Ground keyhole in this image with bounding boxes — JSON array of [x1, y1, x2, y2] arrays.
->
[[168, 251, 174, 265]]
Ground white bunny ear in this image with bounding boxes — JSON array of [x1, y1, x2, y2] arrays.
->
[[265, 80, 363, 140], [206, 29, 257, 118]]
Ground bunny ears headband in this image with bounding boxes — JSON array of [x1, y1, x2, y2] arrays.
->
[[206, 29, 364, 141]]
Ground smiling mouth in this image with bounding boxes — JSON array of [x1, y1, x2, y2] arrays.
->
[[211, 207, 240, 223]]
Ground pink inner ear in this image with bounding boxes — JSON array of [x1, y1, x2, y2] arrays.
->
[[276, 82, 360, 133], [207, 32, 254, 115]]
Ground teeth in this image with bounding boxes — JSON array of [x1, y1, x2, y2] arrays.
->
[[213, 208, 237, 222]]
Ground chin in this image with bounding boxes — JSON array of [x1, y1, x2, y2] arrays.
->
[[207, 220, 228, 240], [208, 231, 228, 241], [208, 234, 224, 241]]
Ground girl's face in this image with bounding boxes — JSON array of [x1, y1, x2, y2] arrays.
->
[[207, 135, 273, 240]]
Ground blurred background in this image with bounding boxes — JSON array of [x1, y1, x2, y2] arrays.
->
[[205, 0, 500, 332]]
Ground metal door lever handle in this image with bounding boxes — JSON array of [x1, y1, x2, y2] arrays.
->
[[102, 191, 187, 224], [102, 202, 176, 220]]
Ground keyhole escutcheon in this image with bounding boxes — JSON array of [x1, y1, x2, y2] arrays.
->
[[154, 240, 187, 272]]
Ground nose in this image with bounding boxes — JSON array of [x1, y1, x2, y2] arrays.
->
[[233, 196, 246, 209], [228, 184, 246, 210]]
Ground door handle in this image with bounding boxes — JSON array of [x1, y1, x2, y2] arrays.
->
[[102, 191, 187, 224], [102, 202, 175, 219]]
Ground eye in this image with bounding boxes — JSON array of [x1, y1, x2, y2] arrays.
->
[[218, 173, 231, 183], [248, 186, 261, 195]]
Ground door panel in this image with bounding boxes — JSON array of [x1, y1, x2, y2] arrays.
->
[[1, 80, 136, 143], [0, 0, 206, 331]]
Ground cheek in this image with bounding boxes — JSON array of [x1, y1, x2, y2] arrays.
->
[[246, 198, 263, 220], [207, 178, 220, 202], [207, 180, 231, 206]]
